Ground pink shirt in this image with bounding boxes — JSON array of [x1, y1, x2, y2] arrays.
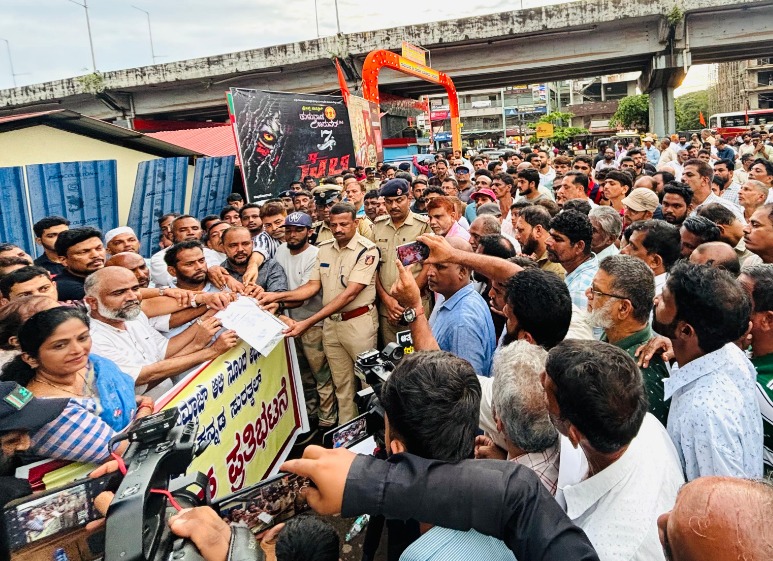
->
[[446, 221, 471, 242]]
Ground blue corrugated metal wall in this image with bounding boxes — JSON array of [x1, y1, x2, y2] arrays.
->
[[188, 156, 236, 218], [0, 167, 35, 256], [26, 160, 119, 235], [128, 157, 188, 258]]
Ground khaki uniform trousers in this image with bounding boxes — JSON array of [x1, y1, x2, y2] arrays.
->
[[294, 325, 336, 427], [322, 307, 378, 423]]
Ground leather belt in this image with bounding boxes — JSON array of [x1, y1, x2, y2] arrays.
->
[[330, 304, 372, 322]]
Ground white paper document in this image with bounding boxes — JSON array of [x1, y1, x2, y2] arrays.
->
[[215, 297, 286, 356]]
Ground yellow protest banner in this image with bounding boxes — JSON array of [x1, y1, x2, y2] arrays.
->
[[157, 339, 306, 500], [536, 122, 554, 138]]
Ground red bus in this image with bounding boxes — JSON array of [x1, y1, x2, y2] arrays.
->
[[708, 109, 773, 140]]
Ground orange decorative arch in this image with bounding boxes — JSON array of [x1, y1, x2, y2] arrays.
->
[[361, 49, 460, 153]]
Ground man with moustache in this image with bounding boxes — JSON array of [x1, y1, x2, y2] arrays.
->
[[259, 203, 379, 423], [545, 211, 598, 310], [586, 255, 670, 425], [513, 206, 565, 279], [53, 227, 106, 301], [660, 182, 693, 227], [372, 179, 432, 345], [104, 227, 141, 256], [150, 215, 235, 288], [653, 261, 762, 479], [108, 250, 211, 334], [85, 266, 238, 398], [32, 216, 69, 276], [221, 227, 287, 292]]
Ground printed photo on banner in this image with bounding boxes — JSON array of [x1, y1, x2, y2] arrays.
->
[[346, 95, 383, 169], [228, 88, 355, 202]]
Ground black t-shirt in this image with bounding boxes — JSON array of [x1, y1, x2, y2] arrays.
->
[[33, 253, 65, 277], [54, 269, 87, 301]]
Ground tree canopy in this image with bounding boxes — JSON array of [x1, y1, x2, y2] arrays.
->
[[609, 94, 650, 131], [675, 90, 709, 131]]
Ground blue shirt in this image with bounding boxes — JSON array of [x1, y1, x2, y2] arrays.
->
[[400, 527, 514, 561], [664, 343, 763, 481], [429, 284, 496, 376], [564, 255, 598, 311], [716, 146, 735, 161], [644, 145, 660, 165]]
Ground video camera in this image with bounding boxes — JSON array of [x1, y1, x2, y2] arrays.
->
[[353, 342, 404, 414], [328, 342, 405, 451], [104, 408, 210, 561]]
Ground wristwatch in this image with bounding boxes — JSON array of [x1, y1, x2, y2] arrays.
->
[[400, 307, 420, 325], [158, 287, 166, 297]]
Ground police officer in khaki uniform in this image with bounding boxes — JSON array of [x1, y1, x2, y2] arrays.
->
[[310, 185, 374, 245], [259, 202, 379, 423], [373, 178, 432, 346]]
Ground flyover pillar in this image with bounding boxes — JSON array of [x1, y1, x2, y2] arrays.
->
[[648, 86, 677, 138], [639, 50, 690, 137]]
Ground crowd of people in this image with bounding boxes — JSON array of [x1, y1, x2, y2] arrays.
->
[[0, 126, 772, 561]]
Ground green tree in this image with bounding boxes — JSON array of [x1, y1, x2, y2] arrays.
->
[[532, 112, 587, 145], [675, 90, 709, 131], [609, 94, 650, 131]]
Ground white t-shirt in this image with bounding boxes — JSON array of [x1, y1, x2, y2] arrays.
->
[[273, 243, 323, 324], [89, 312, 173, 399], [149, 246, 224, 288]]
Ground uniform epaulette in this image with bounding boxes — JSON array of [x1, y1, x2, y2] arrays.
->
[[374, 214, 390, 223], [356, 236, 376, 249], [317, 238, 335, 246], [411, 213, 430, 223]]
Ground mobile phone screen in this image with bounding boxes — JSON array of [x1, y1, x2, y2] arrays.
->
[[4, 474, 114, 552], [322, 412, 371, 449], [396, 241, 429, 266], [215, 473, 311, 534]]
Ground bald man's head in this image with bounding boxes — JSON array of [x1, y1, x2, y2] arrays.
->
[[447, 236, 473, 253], [689, 241, 741, 277], [658, 477, 773, 561], [106, 252, 150, 288]]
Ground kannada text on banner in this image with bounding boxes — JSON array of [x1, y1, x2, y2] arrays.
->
[[158, 338, 307, 500]]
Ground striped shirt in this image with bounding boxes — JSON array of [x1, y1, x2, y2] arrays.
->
[[400, 527, 514, 561], [253, 232, 280, 260], [30, 398, 116, 464], [564, 255, 599, 311]]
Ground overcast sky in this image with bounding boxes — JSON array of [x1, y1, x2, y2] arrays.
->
[[0, 0, 707, 93]]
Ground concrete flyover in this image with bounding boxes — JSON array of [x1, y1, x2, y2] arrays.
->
[[1, 0, 772, 137]]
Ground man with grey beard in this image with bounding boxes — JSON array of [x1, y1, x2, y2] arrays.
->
[[84, 266, 238, 398], [585, 254, 670, 426]]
